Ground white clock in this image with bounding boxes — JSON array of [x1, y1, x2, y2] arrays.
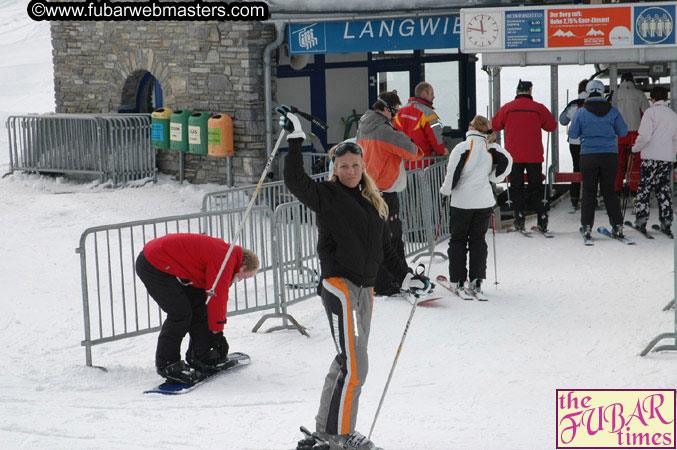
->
[[466, 13, 500, 48]]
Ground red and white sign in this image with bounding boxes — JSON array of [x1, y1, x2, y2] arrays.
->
[[547, 7, 632, 47]]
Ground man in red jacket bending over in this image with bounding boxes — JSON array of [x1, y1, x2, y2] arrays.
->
[[492, 80, 557, 232], [136, 233, 259, 384]]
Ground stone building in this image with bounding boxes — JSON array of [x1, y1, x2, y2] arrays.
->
[[51, 20, 274, 186]]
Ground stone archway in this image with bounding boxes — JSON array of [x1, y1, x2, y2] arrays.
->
[[120, 70, 160, 113]]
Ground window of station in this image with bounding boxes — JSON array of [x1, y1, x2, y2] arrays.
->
[[377, 71, 410, 100], [424, 60, 460, 129]]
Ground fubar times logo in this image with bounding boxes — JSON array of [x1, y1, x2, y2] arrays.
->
[[556, 389, 676, 449]]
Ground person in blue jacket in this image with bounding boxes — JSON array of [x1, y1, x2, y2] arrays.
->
[[569, 79, 628, 240]]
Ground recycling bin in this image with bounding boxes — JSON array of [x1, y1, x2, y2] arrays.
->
[[188, 112, 211, 155], [169, 110, 192, 152], [208, 113, 234, 157], [150, 108, 172, 149]]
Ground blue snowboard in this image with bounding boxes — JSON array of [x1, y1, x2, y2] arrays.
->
[[144, 352, 250, 395]]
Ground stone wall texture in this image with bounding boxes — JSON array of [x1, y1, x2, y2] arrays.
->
[[51, 19, 274, 185]]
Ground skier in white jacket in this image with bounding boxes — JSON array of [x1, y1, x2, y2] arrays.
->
[[440, 115, 512, 295], [631, 86, 677, 235]]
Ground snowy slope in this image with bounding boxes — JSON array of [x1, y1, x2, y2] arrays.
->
[[1, 3, 675, 450]]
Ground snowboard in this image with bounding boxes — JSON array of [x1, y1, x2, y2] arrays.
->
[[144, 352, 250, 395]]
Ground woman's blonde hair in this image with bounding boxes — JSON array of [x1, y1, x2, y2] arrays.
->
[[470, 115, 496, 143], [241, 249, 259, 271], [328, 144, 389, 220]]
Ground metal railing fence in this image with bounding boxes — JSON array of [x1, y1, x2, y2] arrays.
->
[[7, 114, 155, 185], [77, 207, 276, 367]]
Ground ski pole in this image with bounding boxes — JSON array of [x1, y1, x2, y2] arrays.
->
[[205, 127, 287, 304], [369, 296, 419, 441], [621, 152, 634, 224], [541, 131, 550, 209], [492, 211, 498, 287]]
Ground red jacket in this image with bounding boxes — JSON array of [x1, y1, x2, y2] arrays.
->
[[491, 95, 557, 163], [143, 233, 243, 332], [394, 97, 446, 169]]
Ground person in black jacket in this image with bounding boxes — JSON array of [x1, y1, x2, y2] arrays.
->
[[280, 107, 429, 450]]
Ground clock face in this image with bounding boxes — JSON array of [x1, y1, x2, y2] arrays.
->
[[466, 14, 500, 48]]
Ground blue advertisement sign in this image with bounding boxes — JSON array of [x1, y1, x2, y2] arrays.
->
[[505, 10, 545, 49], [288, 15, 460, 54], [633, 4, 675, 46]]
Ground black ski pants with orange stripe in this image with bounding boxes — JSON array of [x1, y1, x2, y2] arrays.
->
[[315, 277, 373, 436]]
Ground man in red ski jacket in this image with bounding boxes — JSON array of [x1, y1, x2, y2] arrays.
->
[[395, 82, 449, 169], [136, 233, 259, 384], [492, 79, 557, 232]]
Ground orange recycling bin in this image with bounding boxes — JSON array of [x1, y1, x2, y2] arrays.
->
[[208, 114, 234, 157]]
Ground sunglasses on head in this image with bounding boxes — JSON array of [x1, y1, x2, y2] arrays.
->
[[332, 142, 363, 160]]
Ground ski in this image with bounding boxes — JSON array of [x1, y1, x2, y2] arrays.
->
[[507, 228, 533, 237], [651, 224, 674, 239], [436, 275, 475, 301], [597, 227, 636, 245], [530, 226, 554, 238], [296, 426, 330, 450], [624, 220, 654, 239], [464, 285, 488, 301], [144, 352, 250, 395]]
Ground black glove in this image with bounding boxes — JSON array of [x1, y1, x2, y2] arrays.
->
[[212, 331, 229, 358], [276, 105, 306, 141]]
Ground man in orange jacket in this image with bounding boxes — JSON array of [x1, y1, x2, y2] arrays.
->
[[395, 82, 449, 169], [492, 80, 557, 232], [357, 91, 423, 295], [136, 233, 259, 384]]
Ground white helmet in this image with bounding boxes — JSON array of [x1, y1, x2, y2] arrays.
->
[[585, 80, 605, 95]]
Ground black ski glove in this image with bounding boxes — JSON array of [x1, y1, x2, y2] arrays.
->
[[212, 331, 229, 358]]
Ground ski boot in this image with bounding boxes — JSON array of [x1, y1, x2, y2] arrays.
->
[[186, 337, 230, 372], [317, 431, 383, 450], [612, 224, 625, 239], [156, 360, 200, 385], [513, 211, 525, 231], [660, 221, 673, 238], [582, 225, 592, 240], [468, 278, 483, 295], [634, 217, 647, 233], [537, 213, 549, 232]]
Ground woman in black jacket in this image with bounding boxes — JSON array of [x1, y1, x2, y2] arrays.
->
[[281, 109, 426, 450]]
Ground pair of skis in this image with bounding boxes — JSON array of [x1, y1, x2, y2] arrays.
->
[[436, 275, 488, 301], [624, 220, 674, 239], [581, 227, 635, 246], [508, 226, 554, 238]]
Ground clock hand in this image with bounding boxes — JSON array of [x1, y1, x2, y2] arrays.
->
[[480, 19, 485, 34], [467, 27, 484, 32]]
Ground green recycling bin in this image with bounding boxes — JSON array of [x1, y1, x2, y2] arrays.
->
[[169, 110, 192, 152], [188, 112, 211, 155], [151, 108, 173, 149]]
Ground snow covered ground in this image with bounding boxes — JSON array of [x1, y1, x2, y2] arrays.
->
[[1, 3, 676, 450]]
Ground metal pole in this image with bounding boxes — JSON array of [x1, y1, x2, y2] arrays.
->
[[369, 296, 420, 441], [491, 212, 498, 287], [550, 65, 559, 174]]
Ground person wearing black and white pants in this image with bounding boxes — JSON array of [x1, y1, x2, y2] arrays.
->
[[631, 86, 677, 234], [280, 107, 430, 450], [440, 115, 512, 294]]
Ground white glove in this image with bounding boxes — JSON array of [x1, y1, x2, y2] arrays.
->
[[278, 111, 306, 141]]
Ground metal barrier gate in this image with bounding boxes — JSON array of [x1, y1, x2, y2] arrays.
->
[[7, 114, 155, 185], [77, 207, 279, 367]]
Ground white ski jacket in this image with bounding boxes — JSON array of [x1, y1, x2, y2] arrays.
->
[[632, 100, 677, 163], [440, 131, 513, 209], [615, 80, 650, 131]]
